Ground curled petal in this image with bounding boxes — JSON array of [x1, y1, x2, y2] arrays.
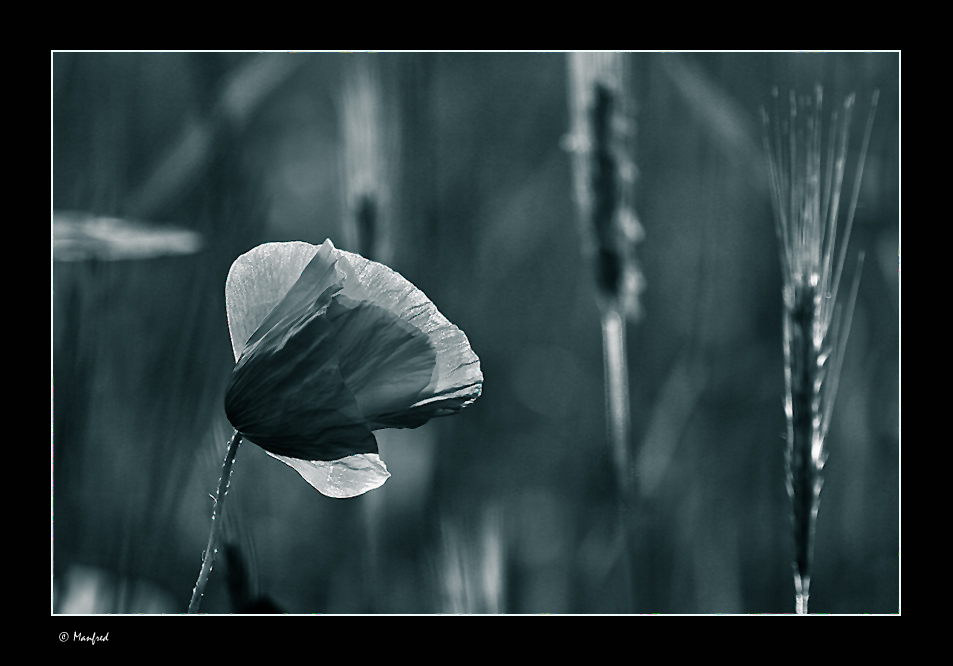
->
[[271, 452, 391, 499], [333, 247, 483, 423], [225, 241, 321, 362]]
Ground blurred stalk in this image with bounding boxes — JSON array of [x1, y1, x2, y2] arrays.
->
[[656, 54, 765, 190], [124, 54, 304, 220], [221, 492, 284, 612], [762, 86, 876, 614], [438, 506, 505, 614], [566, 53, 644, 494], [189, 430, 243, 613], [336, 54, 402, 611], [601, 308, 631, 495], [565, 52, 644, 610], [338, 54, 400, 265], [53, 211, 208, 604]]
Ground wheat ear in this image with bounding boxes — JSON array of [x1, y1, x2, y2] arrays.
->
[[762, 85, 877, 614]]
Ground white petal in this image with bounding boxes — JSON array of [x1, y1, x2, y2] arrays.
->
[[269, 452, 391, 498], [225, 241, 325, 361]]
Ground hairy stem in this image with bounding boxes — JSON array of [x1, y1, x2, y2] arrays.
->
[[188, 430, 243, 613]]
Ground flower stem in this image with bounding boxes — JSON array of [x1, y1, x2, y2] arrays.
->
[[602, 307, 633, 500], [188, 429, 243, 614], [795, 575, 811, 615], [602, 306, 638, 612]]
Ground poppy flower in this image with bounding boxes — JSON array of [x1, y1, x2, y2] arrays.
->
[[223, 239, 482, 498]]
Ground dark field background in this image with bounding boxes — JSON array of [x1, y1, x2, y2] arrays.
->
[[51, 52, 900, 614]]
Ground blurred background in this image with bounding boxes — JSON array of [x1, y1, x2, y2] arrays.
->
[[51, 52, 899, 614]]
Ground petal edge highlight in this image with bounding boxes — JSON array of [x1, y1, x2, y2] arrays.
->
[[269, 452, 391, 498]]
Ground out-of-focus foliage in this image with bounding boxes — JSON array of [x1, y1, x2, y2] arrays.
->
[[52, 52, 899, 614]]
